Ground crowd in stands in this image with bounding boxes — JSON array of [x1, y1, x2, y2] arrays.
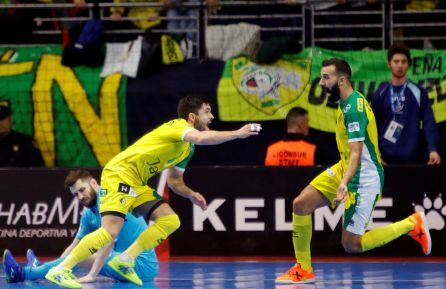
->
[[0, 1, 444, 167], [1, 0, 446, 49]]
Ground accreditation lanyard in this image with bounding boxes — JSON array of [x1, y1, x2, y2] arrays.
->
[[389, 81, 408, 117]]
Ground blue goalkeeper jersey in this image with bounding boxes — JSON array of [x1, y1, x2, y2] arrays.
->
[[75, 188, 157, 260]]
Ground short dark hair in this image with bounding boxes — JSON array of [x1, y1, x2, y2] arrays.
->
[[388, 43, 411, 65], [177, 95, 210, 120], [322, 58, 352, 80], [64, 169, 93, 189], [286, 107, 308, 127]]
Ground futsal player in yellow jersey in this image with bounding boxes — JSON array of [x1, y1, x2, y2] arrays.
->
[[46, 95, 262, 288], [276, 58, 432, 284]]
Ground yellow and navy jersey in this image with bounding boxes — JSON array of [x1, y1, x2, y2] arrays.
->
[[336, 91, 384, 192], [104, 119, 196, 186]]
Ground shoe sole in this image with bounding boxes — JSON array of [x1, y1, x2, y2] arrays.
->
[[419, 212, 432, 255]]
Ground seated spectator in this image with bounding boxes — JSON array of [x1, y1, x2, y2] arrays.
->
[[165, 0, 196, 42], [163, 0, 219, 58], [371, 43, 441, 165], [406, 0, 437, 11], [265, 107, 320, 166], [37, 0, 92, 46], [110, 0, 163, 31], [0, 99, 44, 167]]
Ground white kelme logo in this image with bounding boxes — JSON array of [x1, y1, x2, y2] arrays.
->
[[413, 194, 446, 230]]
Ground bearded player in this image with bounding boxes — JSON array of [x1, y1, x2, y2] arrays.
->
[[276, 58, 431, 284]]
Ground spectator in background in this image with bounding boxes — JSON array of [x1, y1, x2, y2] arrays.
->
[[0, 99, 44, 167], [165, 0, 196, 42], [37, 0, 92, 46], [163, 0, 218, 57], [371, 43, 441, 165], [265, 107, 328, 166], [406, 0, 438, 11], [109, 0, 163, 33]]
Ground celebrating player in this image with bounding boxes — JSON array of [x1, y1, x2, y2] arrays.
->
[[45, 94, 261, 288], [276, 58, 431, 284]]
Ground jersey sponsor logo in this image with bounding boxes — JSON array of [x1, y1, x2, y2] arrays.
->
[[118, 183, 137, 197], [326, 168, 336, 177], [357, 98, 364, 112], [118, 183, 131, 194], [99, 188, 107, 197], [348, 122, 360, 132]]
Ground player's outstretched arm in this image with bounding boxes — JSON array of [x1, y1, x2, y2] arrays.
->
[[184, 123, 262, 145], [77, 242, 114, 283], [167, 168, 208, 210]]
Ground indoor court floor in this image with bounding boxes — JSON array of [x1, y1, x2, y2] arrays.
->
[[1, 260, 445, 289]]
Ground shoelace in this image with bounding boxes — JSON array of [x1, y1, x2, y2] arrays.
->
[[288, 265, 303, 278], [57, 269, 76, 282], [68, 272, 77, 280], [119, 264, 135, 275]]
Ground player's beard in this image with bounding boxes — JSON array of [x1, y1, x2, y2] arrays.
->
[[193, 118, 209, 131], [85, 187, 97, 208], [326, 82, 341, 102]]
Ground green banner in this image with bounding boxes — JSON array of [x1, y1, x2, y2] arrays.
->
[[217, 47, 446, 132], [0, 46, 127, 167]]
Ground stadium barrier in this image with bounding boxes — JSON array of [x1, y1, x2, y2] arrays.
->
[[1, 1, 446, 54]]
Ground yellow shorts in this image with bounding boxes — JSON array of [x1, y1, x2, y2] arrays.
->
[[99, 170, 162, 215], [310, 161, 381, 235], [310, 161, 344, 208]]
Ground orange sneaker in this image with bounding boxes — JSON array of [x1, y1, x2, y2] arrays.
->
[[275, 263, 315, 284], [408, 212, 432, 255]]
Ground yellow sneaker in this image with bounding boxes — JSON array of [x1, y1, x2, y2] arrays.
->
[[45, 267, 81, 289], [275, 263, 315, 284], [108, 255, 142, 286], [408, 212, 432, 255]]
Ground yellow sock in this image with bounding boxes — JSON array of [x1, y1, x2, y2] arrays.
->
[[61, 227, 113, 269], [361, 217, 415, 252], [292, 213, 312, 271], [126, 214, 181, 259]]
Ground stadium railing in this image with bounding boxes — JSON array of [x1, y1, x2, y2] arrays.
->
[[0, 1, 445, 58]]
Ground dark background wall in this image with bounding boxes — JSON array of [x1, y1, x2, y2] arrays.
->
[[125, 59, 444, 166], [126, 59, 339, 166]]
